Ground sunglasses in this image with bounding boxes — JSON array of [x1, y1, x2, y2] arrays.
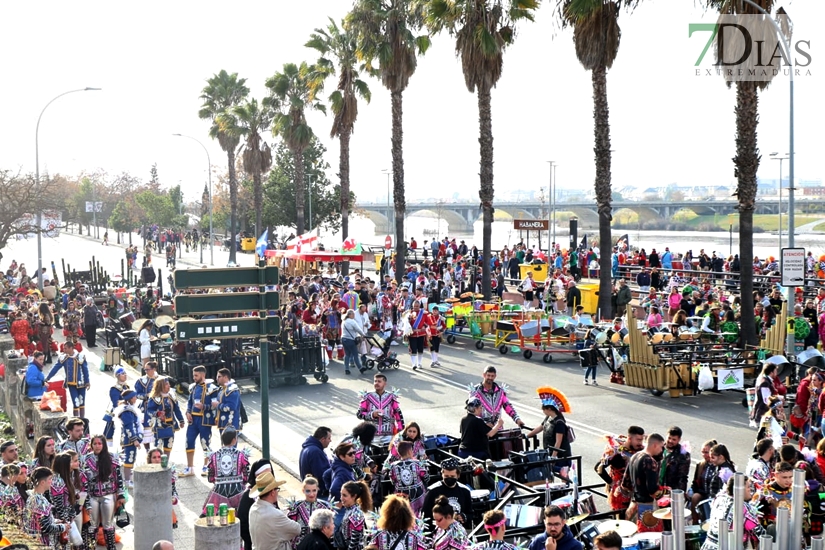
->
[[346, 451, 356, 457]]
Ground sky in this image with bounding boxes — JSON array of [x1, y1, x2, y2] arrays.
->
[[1, 1, 821, 207]]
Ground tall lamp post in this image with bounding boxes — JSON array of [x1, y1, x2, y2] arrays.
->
[[36, 87, 101, 291], [173, 134, 213, 266], [770, 152, 789, 255], [546, 161, 555, 252], [382, 169, 392, 235]]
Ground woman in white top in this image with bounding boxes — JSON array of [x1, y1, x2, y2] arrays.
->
[[138, 319, 152, 366]]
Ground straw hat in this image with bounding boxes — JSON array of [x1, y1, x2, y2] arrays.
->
[[250, 471, 286, 498]]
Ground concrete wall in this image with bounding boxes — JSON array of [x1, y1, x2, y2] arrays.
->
[[0, 334, 68, 456]]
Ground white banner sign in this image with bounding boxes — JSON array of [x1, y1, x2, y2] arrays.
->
[[85, 201, 103, 213], [781, 247, 805, 286], [717, 368, 744, 391]]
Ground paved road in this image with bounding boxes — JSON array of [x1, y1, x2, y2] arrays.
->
[[3, 229, 756, 501]]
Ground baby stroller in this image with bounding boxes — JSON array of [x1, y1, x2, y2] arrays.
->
[[362, 333, 401, 371]]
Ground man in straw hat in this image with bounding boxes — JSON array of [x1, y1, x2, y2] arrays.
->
[[249, 470, 300, 550]]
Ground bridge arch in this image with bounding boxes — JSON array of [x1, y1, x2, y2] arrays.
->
[[495, 207, 535, 220], [357, 210, 391, 233], [408, 208, 472, 233]]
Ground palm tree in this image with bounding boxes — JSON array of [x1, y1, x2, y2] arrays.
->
[[307, 17, 372, 274], [422, 0, 539, 300], [265, 62, 326, 235], [554, 0, 638, 319], [224, 99, 274, 239], [347, 0, 431, 285], [702, 0, 789, 348], [199, 70, 249, 265]]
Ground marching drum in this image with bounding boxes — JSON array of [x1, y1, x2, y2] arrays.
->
[[609, 328, 629, 344], [598, 520, 638, 538]]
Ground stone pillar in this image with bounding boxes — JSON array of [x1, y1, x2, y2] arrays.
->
[[133, 464, 173, 550], [194, 517, 241, 550]]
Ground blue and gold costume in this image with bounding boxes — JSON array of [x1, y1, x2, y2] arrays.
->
[[118, 400, 142, 470], [186, 379, 218, 457], [215, 380, 241, 433], [134, 373, 157, 444], [103, 379, 130, 443], [147, 392, 184, 453], [46, 349, 90, 418]]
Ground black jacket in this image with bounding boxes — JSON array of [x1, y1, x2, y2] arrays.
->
[[297, 530, 335, 550]]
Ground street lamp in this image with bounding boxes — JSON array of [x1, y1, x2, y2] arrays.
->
[[770, 152, 790, 254], [173, 133, 213, 266], [546, 161, 556, 251], [382, 169, 392, 235], [36, 87, 101, 291]]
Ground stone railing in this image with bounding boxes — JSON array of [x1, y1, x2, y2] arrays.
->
[[0, 334, 68, 456]]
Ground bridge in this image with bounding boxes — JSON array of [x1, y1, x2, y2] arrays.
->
[[355, 199, 786, 233]]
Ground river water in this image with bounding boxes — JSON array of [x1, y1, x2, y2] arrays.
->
[[306, 213, 825, 259]]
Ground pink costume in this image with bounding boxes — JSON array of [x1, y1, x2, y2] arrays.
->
[[370, 531, 429, 550], [287, 499, 331, 549], [433, 521, 469, 550], [467, 382, 521, 425], [357, 389, 405, 443], [202, 446, 250, 513]]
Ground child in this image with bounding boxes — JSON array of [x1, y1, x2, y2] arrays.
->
[[580, 329, 599, 386], [287, 476, 331, 549], [117, 389, 142, 488], [386, 441, 429, 515]]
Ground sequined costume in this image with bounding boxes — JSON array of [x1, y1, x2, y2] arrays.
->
[[83, 452, 125, 550], [387, 458, 429, 514], [387, 433, 427, 463], [147, 393, 184, 453], [357, 389, 404, 445], [135, 374, 158, 445], [62, 307, 83, 341], [117, 403, 143, 469], [467, 382, 520, 425], [433, 521, 469, 550], [103, 381, 130, 442], [370, 530, 429, 550], [22, 491, 66, 548], [745, 456, 772, 492], [10, 317, 32, 352], [600, 434, 637, 511], [57, 437, 91, 461], [702, 493, 765, 550], [339, 505, 367, 550], [0, 481, 25, 526], [47, 349, 90, 418], [202, 446, 250, 513], [286, 499, 331, 549], [756, 481, 795, 527], [340, 434, 374, 476], [470, 541, 518, 550]]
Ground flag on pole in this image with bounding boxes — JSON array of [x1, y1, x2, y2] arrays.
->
[[256, 229, 269, 258]]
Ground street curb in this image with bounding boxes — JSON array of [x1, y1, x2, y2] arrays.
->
[[238, 432, 302, 481]]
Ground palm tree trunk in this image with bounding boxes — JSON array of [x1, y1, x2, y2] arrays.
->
[[477, 85, 494, 301], [340, 127, 352, 276], [253, 171, 263, 239], [592, 65, 614, 319], [735, 81, 760, 348], [391, 90, 406, 285], [294, 149, 306, 235], [228, 149, 238, 264]]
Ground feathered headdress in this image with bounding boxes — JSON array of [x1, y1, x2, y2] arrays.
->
[[536, 386, 571, 413]]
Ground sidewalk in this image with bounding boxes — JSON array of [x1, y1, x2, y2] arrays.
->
[[61, 332, 304, 550]]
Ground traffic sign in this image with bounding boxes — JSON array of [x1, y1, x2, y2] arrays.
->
[[174, 266, 279, 290], [175, 317, 281, 341], [385, 235, 392, 249], [175, 292, 280, 316], [781, 248, 805, 286]]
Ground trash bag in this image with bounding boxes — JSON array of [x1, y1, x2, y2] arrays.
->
[[99, 356, 107, 372], [697, 366, 714, 391]]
